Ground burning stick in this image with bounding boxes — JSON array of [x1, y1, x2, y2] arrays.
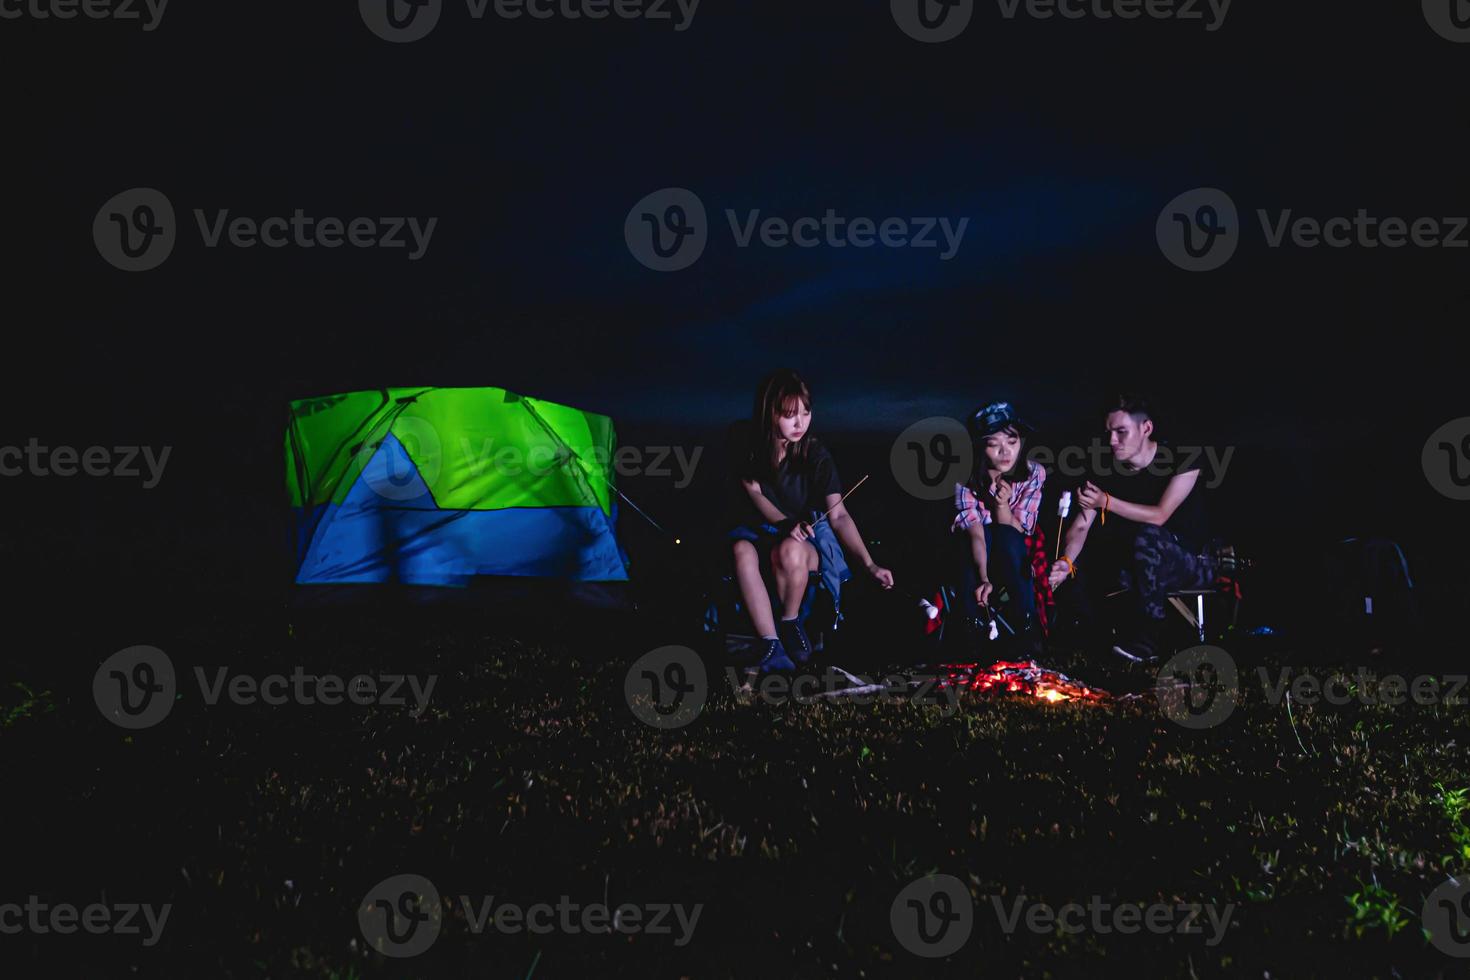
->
[[1054, 490, 1072, 562]]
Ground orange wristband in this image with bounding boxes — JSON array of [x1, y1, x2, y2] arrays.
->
[[1059, 555, 1077, 578], [1100, 493, 1110, 526]]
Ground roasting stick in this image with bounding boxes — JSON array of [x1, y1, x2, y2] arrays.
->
[[811, 473, 870, 526]]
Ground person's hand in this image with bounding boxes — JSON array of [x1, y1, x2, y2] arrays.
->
[[991, 478, 1014, 509], [1047, 560, 1071, 590], [974, 580, 993, 606], [1076, 481, 1105, 511], [788, 521, 813, 542], [867, 563, 895, 589]]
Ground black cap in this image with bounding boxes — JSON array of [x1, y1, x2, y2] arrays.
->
[[969, 400, 1033, 438]]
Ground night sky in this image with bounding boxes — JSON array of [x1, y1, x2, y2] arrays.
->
[[5, 1, 1469, 602]]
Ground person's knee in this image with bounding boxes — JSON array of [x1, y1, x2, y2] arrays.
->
[[732, 540, 757, 568], [1130, 524, 1167, 559], [991, 524, 1027, 558], [773, 538, 806, 572]]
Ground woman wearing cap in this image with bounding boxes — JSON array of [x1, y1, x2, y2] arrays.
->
[[953, 401, 1049, 645]]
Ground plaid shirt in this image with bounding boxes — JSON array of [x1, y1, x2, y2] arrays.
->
[[952, 460, 1046, 536]]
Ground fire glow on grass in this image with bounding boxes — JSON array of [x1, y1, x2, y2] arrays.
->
[[937, 660, 1111, 703]]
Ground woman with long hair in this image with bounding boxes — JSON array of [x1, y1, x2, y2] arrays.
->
[[728, 369, 894, 672]]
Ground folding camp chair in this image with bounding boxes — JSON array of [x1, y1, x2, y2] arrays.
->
[[1164, 548, 1250, 645]]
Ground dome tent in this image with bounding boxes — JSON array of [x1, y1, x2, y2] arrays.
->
[[286, 387, 629, 591]]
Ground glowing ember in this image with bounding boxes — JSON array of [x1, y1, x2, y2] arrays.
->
[[936, 660, 1111, 703]]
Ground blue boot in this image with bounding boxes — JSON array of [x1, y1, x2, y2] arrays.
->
[[778, 618, 812, 664], [755, 637, 796, 673]]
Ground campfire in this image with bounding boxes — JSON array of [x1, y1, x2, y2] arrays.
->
[[936, 660, 1111, 703]]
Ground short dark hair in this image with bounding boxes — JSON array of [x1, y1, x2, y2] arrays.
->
[[1103, 392, 1152, 424]]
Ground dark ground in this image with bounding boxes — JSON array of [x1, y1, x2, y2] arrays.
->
[[4, 567, 1469, 977]]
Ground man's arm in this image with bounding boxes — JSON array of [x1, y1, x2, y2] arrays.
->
[[1103, 470, 1200, 526]]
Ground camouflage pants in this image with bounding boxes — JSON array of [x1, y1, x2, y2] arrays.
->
[[1118, 525, 1217, 621]]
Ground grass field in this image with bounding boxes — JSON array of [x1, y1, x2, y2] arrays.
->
[[4, 610, 1469, 978]]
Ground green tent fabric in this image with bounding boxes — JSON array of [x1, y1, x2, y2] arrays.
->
[[287, 387, 629, 585]]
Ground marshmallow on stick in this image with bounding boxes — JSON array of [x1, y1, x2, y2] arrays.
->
[[1055, 490, 1072, 562]]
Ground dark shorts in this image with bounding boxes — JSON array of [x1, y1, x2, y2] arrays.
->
[[729, 523, 815, 569]]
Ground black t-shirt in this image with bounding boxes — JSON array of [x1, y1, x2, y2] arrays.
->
[[726, 420, 843, 528], [1086, 442, 1209, 558]]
